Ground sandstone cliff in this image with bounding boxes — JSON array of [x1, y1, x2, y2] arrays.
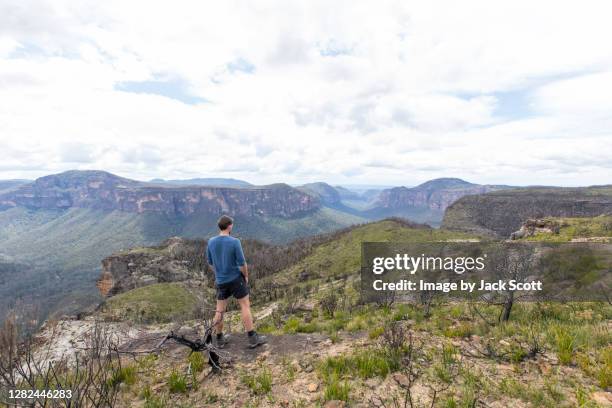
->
[[442, 186, 612, 238], [97, 237, 208, 297], [0, 170, 319, 218], [372, 178, 508, 212]]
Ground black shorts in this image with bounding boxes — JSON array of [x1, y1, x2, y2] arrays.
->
[[216, 275, 249, 300]]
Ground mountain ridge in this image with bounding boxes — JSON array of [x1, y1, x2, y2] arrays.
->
[[149, 177, 252, 187], [0, 170, 319, 218], [442, 185, 612, 237], [362, 177, 512, 225]]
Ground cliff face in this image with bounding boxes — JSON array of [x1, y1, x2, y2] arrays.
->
[[442, 186, 612, 238], [372, 178, 508, 212], [298, 182, 342, 206], [97, 233, 328, 297], [0, 170, 319, 218], [97, 237, 207, 297]]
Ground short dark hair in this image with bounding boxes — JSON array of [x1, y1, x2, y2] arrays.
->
[[217, 215, 233, 230]]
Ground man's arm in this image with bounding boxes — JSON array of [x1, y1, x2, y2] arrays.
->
[[235, 239, 248, 282], [240, 263, 249, 283], [206, 245, 216, 274]]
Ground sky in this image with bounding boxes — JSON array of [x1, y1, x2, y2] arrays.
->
[[0, 1, 611, 187]]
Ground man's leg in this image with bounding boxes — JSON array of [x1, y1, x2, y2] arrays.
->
[[237, 295, 267, 348], [213, 298, 228, 334], [237, 295, 254, 332]]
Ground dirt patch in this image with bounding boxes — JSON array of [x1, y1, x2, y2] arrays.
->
[[118, 326, 367, 364]]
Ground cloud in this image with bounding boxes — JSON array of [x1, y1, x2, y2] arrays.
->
[[59, 142, 96, 163], [0, 0, 611, 186], [115, 75, 207, 105]]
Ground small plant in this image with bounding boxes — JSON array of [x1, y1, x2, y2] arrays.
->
[[188, 352, 206, 373], [320, 290, 339, 317], [443, 322, 474, 338], [281, 357, 296, 382], [144, 394, 168, 408], [434, 344, 459, 384], [202, 390, 219, 403], [140, 385, 152, 400], [443, 396, 457, 408], [138, 354, 158, 370], [554, 328, 575, 365], [368, 326, 385, 339], [323, 374, 350, 402], [168, 370, 188, 394], [575, 386, 594, 407], [108, 365, 137, 387], [241, 368, 273, 395]]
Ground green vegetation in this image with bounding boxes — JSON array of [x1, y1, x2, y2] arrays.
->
[[108, 365, 137, 387], [442, 186, 612, 238], [264, 219, 475, 288], [143, 395, 168, 408], [0, 198, 365, 322], [323, 374, 351, 402], [102, 283, 197, 323], [523, 215, 612, 242], [241, 367, 273, 395], [187, 352, 206, 373], [319, 348, 400, 381], [553, 327, 576, 365], [168, 369, 188, 393]]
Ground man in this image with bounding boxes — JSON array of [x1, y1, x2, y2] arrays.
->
[[206, 215, 267, 349]]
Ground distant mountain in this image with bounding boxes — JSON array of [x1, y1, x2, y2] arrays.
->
[[298, 182, 371, 217], [298, 182, 342, 206], [1, 170, 317, 218], [442, 185, 612, 238], [0, 179, 30, 194], [149, 177, 251, 187], [333, 185, 361, 201], [363, 178, 511, 226]]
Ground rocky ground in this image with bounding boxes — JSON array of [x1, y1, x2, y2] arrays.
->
[[33, 306, 611, 408]]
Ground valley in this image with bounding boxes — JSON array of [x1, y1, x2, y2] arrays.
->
[[0, 170, 527, 322], [4, 218, 609, 407]]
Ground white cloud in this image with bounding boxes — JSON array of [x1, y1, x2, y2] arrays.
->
[[0, 0, 611, 186]]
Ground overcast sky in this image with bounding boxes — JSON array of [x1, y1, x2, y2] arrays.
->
[[1, 1, 611, 186]]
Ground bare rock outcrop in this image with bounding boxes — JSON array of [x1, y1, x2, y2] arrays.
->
[[97, 237, 208, 297]]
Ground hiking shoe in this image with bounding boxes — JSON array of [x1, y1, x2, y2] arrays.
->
[[214, 334, 230, 349], [248, 333, 267, 349]]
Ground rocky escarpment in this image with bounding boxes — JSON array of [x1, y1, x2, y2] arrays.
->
[[0, 170, 319, 218], [96, 232, 333, 298], [97, 237, 208, 297], [298, 182, 342, 206], [509, 219, 561, 240], [372, 178, 509, 212], [442, 186, 612, 238]]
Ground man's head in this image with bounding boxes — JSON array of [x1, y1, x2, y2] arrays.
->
[[217, 215, 234, 233]]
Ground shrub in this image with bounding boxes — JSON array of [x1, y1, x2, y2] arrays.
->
[[319, 349, 399, 381], [443, 322, 474, 338], [368, 326, 384, 339], [108, 365, 137, 387], [188, 352, 206, 373], [323, 374, 350, 402], [320, 290, 339, 317], [168, 370, 188, 394], [144, 395, 168, 408], [241, 368, 272, 395], [554, 328, 575, 365]]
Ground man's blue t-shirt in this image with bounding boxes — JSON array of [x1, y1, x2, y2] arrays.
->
[[206, 235, 246, 284]]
